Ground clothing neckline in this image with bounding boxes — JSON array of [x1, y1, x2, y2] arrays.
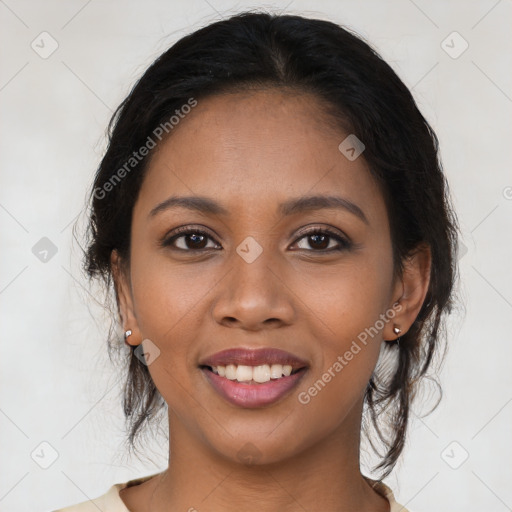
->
[[105, 472, 408, 512]]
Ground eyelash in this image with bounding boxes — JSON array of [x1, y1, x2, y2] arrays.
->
[[160, 226, 352, 253]]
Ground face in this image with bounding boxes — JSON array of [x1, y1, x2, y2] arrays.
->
[[114, 89, 411, 465]]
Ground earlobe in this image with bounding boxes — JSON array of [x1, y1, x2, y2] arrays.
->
[[111, 249, 142, 346], [385, 243, 431, 341]]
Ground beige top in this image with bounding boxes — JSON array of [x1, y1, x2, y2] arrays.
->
[[53, 473, 409, 512]]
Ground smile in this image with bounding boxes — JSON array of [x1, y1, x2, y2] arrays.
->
[[199, 348, 309, 408], [201, 365, 307, 408]]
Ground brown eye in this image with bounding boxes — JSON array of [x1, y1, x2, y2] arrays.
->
[[162, 228, 220, 251], [293, 228, 351, 252]]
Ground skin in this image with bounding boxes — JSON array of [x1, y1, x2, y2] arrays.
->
[[112, 89, 431, 512]]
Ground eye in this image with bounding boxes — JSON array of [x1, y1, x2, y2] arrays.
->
[[161, 226, 220, 251], [160, 226, 352, 253], [292, 227, 351, 252]]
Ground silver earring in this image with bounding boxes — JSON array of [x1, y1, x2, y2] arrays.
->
[[124, 329, 132, 339], [393, 326, 401, 336]]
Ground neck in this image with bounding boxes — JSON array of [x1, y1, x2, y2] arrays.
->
[[148, 404, 389, 512]]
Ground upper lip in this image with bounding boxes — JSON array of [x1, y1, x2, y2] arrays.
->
[[199, 348, 309, 370]]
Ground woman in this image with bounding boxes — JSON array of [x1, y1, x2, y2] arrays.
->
[[55, 10, 459, 512]]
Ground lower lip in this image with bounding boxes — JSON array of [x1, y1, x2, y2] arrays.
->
[[201, 367, 307, 408]]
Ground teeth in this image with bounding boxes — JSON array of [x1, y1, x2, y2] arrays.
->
[[253, 364, 271, 383], [270, 364, 283, 379], [225, 364, 237, 380], [282, 365, 292, 376], [210, 364, 296, 383], [236, 365, 253, 382]]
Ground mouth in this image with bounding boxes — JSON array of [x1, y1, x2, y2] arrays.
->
[[199, 348, 308, 408]]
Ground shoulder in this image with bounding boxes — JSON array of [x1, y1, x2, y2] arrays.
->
[[51, 473, 160, 512], [365, 476, 411, 512], [51, 483, 126, 512]]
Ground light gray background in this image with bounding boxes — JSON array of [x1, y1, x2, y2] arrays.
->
[[1, 1, 511, 511]]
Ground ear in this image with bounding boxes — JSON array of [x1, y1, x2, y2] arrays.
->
[[111, 249, 142, 346], [384, 243, 432, 341]]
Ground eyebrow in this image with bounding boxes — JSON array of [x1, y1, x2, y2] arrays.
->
[[149, 194, 369, 224]]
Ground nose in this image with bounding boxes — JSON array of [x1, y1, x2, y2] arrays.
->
[[211, 249, 296, 331]]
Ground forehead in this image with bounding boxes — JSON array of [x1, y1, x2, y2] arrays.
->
[[135, 89, 387, 225]]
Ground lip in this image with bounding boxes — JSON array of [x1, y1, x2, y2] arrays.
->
[[199, 348, 309, 408], [201, 366, 307, 408], [199, 347, 309, 370]]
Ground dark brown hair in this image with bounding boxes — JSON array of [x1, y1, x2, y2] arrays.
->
[[80, 11, 460, 478]]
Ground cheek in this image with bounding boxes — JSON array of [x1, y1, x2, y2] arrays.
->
[[298, 255, 392, 342], [294, 256, 393, 403], [128, 248, 216, 391], [130, 241, 217, 338], [293, 272, 389, 429]]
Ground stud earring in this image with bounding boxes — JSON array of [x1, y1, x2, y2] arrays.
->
[[390, 325, 402, 348], [124, 329, 132, 346]]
